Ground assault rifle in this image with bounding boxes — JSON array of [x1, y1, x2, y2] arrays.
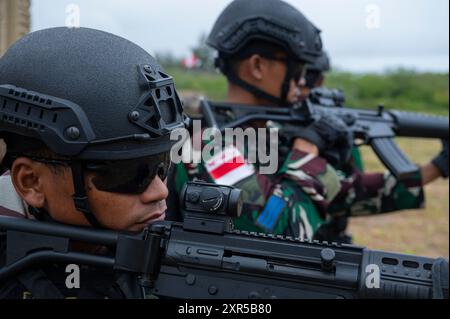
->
[[200, 97, 449, 180], [0, 182, 447, 299]]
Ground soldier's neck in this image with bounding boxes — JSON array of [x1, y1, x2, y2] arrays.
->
[[226, 84, 269, 128], [226, 83, 273, 107]]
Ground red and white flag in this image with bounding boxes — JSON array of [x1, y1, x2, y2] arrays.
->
[[205, 145, 255, 186], [182, 54, 200, 69]]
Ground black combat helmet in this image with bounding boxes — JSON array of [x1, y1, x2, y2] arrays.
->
[[207, 0, 322, 105], [0, 27, 186, 227], [0, 27, 185, 160], [307, 51, 331, 73], [305, 50, 331, 89], [207, 0, 322, 63]]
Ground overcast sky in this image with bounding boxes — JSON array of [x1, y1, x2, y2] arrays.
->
[[31, 0, 449, 72]]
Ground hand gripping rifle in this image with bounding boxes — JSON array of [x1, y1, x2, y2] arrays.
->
[[0, 182, 447, 299]]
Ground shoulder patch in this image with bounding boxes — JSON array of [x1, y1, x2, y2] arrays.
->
[[204, 145, 255, 186], [255, 194, 287, 232]]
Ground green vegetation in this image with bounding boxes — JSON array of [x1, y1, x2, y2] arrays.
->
[[167, 67, 228, 101], [167, 67, 449, 115], [326, 70, 449, 115]]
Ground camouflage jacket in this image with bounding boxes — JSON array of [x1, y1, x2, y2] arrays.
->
[[169, 130, 343, 240], [329, 150, 425, 218], [169, 136, 425, 240]]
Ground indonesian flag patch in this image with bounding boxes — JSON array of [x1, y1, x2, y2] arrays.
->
[[204, 145, 255, 186]]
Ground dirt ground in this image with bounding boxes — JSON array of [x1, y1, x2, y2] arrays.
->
[[349, 138, 449, 258]]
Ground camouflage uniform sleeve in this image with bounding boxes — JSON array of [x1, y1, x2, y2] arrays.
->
[[170, 145, 341, 240], [234, 150, 342, 239], [329, 168, 425, 217], [351, 147, 365, 172]]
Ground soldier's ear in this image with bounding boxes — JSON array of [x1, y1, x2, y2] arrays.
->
[[11, 157, 46, 209], [248, 54, 264, 81]]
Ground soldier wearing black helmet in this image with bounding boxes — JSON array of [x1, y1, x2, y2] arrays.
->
[[169, 0, 349, 238], [298, 51, 360, 244], [301, 51, 331, 100], [208, 0, 322, 107], [0, 27, 185, 298], [296, 49, 448, 244], [169, 0, 448, 241]]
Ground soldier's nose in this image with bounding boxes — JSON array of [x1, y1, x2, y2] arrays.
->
[[139, 176, 169, 204]]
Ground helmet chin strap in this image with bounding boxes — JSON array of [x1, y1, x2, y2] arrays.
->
[[28, 206, 55, 223], [70, 161, 103, 228], [280, 59, 298, 104], [218, 57, 296, 107], [27, 161, 102, 228]]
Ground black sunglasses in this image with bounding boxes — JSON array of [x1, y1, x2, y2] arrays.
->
[[20, 152, 171, 195], [292, 63, 307, 83], [265, 55, 306, 82], [86, 152, 171, 194]]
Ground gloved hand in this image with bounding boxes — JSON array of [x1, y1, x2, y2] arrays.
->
[[432, 140, 449, 178], [279, 109, 354, 166]]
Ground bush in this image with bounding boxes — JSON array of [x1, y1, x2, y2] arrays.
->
[[326, 70, 449, 115]]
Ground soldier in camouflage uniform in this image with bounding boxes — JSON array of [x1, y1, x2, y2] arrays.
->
[[297, 49, 449, 243], [0, 27, 185, 298], [302, 50, 365, 172], [167, 0, 350, 239], [168, 0, 449, 241], [300, 50, 363, 242]]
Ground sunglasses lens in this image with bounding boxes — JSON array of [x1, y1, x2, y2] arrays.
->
[[305, 71, 319, 89], [89, 152, 171, 194], [293, 65, 306, 82]]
